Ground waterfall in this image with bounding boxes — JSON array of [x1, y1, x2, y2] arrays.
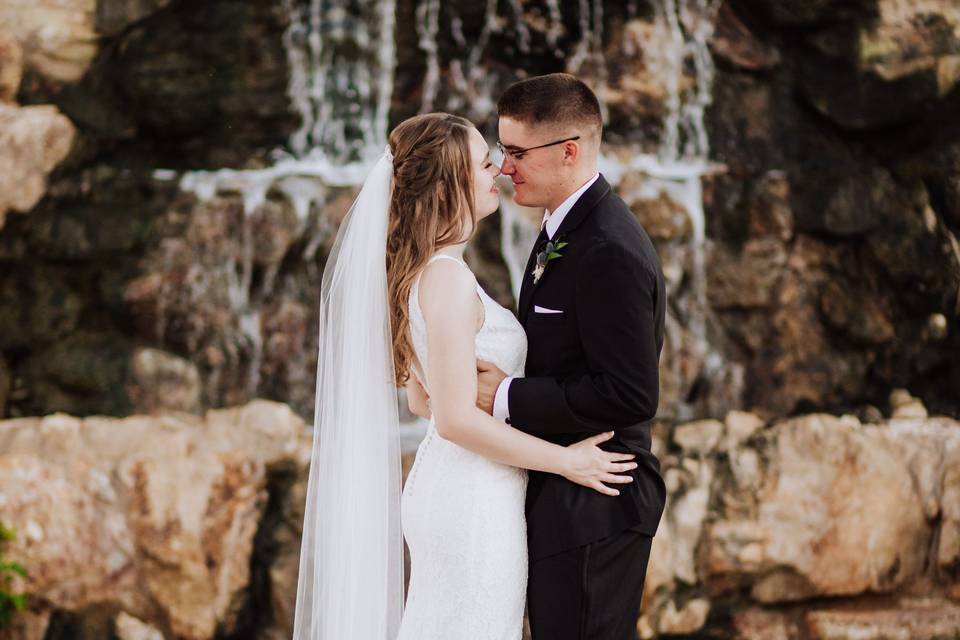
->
[[638, 0, 726, 420], [151, 0, 729, 423], [492, 0, 727, 419], [567, 0, 608, 124], [416, 0, 441, 113], [179, 0, 397, 198], [155, 0, 397, 400], [497, 183, 544, 301], [283, 0, 396, 164], [416, 0, 507, 122], [651, 0, 720, 163]]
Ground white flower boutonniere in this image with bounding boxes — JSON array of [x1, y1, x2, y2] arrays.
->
[[532, 235, 568, 285]]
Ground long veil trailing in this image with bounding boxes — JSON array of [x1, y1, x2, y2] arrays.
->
[[292, 147, 404, 639]]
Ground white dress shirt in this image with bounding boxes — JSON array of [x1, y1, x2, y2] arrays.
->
[[492, 173, 600, 423]]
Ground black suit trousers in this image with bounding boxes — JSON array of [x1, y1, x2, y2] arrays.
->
[[527, 525, 653, 640]]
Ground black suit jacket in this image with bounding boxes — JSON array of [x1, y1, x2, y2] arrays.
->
[[508, 174, 668, 559]]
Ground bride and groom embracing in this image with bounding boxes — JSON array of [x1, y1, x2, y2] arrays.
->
[[293, 73, 667, 640]]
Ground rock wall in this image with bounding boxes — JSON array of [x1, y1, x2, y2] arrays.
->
[[0, 398, 957, 639], [0, 1, 958, 636], [0, 401, 310, 640], [0, 0, 957, 423], [0, 0, 301, 419], [704, 0, 960, 419]]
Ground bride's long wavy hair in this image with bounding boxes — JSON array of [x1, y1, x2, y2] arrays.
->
[[386, 112, 478, 386]]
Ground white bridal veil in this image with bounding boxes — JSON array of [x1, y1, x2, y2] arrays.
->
[[292, 147, 404, 639]]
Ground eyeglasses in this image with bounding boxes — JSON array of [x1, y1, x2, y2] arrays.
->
[[496, 136, 581, 162]]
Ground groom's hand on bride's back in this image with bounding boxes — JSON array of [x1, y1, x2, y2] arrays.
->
[[476, 359, 507, 415]]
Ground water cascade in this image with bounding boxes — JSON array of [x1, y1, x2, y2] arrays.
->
[[155, 0, 397, 399], [154, 0, 730, 427], [494, 0, 729, 419]]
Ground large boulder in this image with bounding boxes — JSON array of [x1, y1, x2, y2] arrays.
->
[[0, 103, 75, 227], [0, 401, 310, 639], [0, 452, 139, 610], [119, 449, 265, 639], [125, 347, 202, 414], [0, 0, 99, 83], [700, 414, 931, 602], [2, 405, 959, 638]]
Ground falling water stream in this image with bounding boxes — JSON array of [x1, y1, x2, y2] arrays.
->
[[496, 0, 726, 420], [154, 0, 726, 436], [156, 0, 397, 400]]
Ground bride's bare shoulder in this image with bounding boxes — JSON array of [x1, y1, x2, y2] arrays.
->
[[418, 258, 477, 316], [419, 257, 475, 293]]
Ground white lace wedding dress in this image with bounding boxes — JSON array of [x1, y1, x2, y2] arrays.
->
[[397, 253, 529, 640]]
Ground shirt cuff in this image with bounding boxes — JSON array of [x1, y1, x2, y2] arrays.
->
[[493, 376, 514, 423]]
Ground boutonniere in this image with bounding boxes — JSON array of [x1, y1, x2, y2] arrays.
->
[[532, 235, 568, 284]]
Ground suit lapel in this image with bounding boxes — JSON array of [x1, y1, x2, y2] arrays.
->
[[518, 226, 547, 321], [518, 175, 613, 325]]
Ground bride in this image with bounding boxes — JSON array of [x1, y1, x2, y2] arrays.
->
[[292, 112, 638, 639]]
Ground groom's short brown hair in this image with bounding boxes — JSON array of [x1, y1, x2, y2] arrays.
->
[[497, 73, 602, 136]]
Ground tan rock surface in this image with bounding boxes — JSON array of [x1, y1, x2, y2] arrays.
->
[[0, 453, 139, 610], [0, 103, 75, 226], [2, 406, 958, 638], [0, 401, 310, 640], [701, 414, 929, 602], [0, 29, 21, 102], [880, 416, 960, 587], [119, 450, 266, 638], [731, 607, 800, 640], [0, 608, 51, 640], [804, 597, 960, 640], [115, 611, 164, 640], [0, 0, 98, 82], [126, 347, 202, 414], [858, 0, 960, 92]]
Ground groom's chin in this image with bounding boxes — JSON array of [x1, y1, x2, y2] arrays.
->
[[511, 191, 531, 207]]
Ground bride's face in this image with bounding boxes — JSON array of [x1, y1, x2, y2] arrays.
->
[[467, 126, 502, 220]]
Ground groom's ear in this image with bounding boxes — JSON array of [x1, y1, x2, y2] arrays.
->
[[562, 140, 581, 164]]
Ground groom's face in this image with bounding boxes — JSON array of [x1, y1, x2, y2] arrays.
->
[[497, 117, 568, 209]]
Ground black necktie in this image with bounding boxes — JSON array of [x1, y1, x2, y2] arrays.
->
[[534, 224, 549, 253], [528, 226, 549, 274]]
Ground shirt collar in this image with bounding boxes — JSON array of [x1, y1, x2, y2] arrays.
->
[[541, 173, 601, 239]]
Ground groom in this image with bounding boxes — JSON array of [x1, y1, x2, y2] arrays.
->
[[476, 73, 667, 639]]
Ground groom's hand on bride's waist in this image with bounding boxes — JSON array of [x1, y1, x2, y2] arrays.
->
[[476, 359, 507, 416]]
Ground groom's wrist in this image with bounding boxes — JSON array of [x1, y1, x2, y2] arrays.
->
[[493, 377, 514, 423]]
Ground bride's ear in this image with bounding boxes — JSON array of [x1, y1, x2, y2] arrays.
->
[[435, 181, 446, 203]]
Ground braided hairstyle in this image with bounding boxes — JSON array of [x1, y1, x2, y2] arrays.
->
[[385, 112, 478, 386]]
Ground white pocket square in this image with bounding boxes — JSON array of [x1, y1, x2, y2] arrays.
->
[[533, 305, 564, 314]]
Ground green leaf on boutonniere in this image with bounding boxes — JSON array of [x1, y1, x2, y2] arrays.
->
[[532, 235, 570, 284]]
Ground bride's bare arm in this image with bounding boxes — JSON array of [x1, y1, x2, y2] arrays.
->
[[418, 260, 636, 495], [405, 376, 431, 419]]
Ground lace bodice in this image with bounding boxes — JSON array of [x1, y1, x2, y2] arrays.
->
[[408, 253, 526, 390]]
